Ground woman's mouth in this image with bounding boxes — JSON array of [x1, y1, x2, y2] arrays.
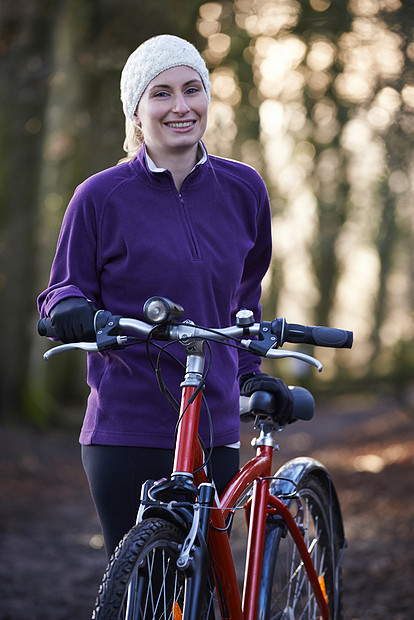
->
[[165, 121, 196, 129]]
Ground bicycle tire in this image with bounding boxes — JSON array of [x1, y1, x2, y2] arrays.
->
[[93, 517, 215, 620], [258, 470, 344, 620]]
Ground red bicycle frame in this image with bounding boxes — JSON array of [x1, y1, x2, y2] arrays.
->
[[171, 382, 330, 620]]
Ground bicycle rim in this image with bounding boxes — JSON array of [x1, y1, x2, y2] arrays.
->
[[258, 475, 343, 620]]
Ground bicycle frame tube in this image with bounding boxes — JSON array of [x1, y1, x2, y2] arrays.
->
[[174, 371, 274, 619], [170, 363, 241, 619], [195, 444, 274, 620], [242, 445, 273, 619], [173, 385, 204, 476], [172, 344, 206, 478], [267, 493, 330, 619]]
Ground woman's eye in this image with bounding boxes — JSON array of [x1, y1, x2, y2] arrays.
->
[[186, 87, 199, 95], [154, 91, 169, 98]]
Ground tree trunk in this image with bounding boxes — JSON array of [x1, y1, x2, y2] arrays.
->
[[0, 1, 58, 421]]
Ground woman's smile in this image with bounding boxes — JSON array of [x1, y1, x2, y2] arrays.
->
[[165, 120, 197, 129]]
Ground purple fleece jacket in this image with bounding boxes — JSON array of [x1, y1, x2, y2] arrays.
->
[[38, 145, 272, 448]]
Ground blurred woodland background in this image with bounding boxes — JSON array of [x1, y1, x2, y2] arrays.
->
[[1, 0, 414, 426]]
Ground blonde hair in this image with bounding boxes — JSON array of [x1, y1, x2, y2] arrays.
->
[[118, 118, 144, 164]]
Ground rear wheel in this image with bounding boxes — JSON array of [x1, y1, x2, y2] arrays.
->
[[258, 473, 344, 620], [93, 517, 215, 619]]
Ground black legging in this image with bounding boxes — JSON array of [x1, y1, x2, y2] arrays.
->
[[81, 444, 239, 559]]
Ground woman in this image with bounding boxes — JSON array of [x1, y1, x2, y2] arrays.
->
[[37, 35, 293, 558]]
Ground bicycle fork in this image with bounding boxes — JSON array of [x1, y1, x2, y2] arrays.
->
[[178, 483, 216, 620]]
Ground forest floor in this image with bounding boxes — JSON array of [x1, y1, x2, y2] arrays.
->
[[1, 391, 414, 619]]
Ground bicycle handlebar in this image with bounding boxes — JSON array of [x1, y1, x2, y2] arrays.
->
[[38, 302, 353, 372], [271, 318, 353, 349], [37, 318, 58, 338]]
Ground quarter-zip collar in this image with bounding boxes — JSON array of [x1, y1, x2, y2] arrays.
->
[[143, 142, 208, 175], [131, 143, 209, 194]]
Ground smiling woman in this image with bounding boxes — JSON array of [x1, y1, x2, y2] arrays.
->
[[134, 66, 209, 189], [120, 34, 210, 166], [37, 33, 294, 563]]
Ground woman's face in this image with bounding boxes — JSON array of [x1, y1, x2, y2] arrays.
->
[[135, 65, 208, 161]]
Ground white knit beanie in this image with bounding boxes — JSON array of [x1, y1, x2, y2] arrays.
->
[[120, 34, 210, 120]]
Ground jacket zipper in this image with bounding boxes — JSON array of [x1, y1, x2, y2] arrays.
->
[[178, 192, 201, 260]]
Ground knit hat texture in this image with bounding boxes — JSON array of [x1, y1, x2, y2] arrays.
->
[[120, 34, 210, 120]]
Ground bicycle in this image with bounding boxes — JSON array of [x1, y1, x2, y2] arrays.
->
[[38, 296, 353, 620]]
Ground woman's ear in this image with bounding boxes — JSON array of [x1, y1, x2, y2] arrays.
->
[[133, 111, 141, 127]]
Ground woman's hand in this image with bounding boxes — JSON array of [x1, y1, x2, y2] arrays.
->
[[50, 297, 96, 343], [240, 373, 294, 426]]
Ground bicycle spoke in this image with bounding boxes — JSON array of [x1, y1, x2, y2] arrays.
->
[[259, 475, 344, 620]]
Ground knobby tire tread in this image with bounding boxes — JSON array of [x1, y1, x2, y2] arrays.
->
[[92, 517, 183, 619]]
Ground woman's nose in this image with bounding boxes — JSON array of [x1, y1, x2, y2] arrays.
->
[[172, 94, 190, 114]]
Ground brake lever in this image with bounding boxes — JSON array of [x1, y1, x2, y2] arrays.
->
[[43, 311, 127, 360], [43, 342, 99, 360], [241, 338, 323, 372]]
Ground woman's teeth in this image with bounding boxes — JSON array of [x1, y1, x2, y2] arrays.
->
[[166, 121, 194, 128]]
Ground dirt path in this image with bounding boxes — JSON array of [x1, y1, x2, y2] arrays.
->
[[1, 394, 413, 619]]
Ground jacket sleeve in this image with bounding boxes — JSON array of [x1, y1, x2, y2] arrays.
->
[[37, 182, 101, 318], [234, 181, 272, 380]]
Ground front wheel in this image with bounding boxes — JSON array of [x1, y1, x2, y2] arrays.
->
[[258, 468, 345, 620], [93, 517, 215, 619]]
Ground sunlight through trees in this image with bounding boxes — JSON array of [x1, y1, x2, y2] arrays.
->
[[1, 0, 413, 420], [200, 0, 414, 385]]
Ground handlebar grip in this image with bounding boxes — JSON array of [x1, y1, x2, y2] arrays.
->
[[37, 318, 57, 338], [312, 326, 353, 348], [272, 320, 353, 349]]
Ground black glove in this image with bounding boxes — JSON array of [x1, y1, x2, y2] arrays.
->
[[50, 297, 96, 343], [240, 373, 294, 426]]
